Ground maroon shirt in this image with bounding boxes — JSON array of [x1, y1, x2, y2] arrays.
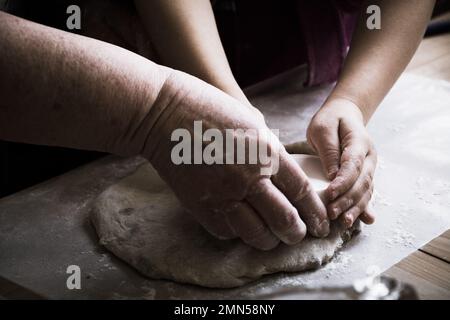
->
[[214, 0, 363, 87]]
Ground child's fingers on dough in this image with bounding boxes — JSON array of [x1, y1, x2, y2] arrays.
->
[[224, 201, 280, 251], [327, 153, 376, 220], [246, 178, 306, 245], [340, 191, 373, 228], [271, 152, 329, 238], [308, 123, 341, 180], [327, 134, 369, 201], [360, 210, 375, 225]]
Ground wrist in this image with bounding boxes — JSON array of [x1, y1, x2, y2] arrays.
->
[[140, 67, 183, 161], [115, 65, 179, 162], [322, 95, 366, 124]]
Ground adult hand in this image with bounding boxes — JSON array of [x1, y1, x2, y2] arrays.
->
[[144, 70, 330, 250], [307, 98, 377, 227]]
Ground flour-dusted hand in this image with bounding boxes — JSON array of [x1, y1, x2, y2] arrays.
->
[[143, 70, 330, 250], [307, 98, 377, 227]]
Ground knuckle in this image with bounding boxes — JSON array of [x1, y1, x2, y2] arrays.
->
[[352, 156, 364, 173], [272, 210, 298, 234], [346, 197, 354, 208], [293, 182, 313, 202], [272, 215, 307, 245], [323, 149, 340, 163], [341, 156, 363, 176], [338, 197, 354, 210], [362, 175, 372, 190]]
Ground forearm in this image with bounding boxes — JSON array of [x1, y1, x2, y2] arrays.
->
[[134, 0, 249, 105], [328, 0, 435, 123], [0, 11, 170, 156]]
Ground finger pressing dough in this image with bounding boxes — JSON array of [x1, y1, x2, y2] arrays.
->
[[284, 140, 317, 155], [90, 154, 360, 288]]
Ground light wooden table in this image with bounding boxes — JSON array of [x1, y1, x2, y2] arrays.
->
[[384, 230, 450, 299], [383, 16, 450, 299]]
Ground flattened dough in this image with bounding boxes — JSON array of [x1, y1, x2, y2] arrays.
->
[[91, 154, 359, 288]]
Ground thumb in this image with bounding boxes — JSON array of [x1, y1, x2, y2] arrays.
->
[[308, 127, 341, 180]]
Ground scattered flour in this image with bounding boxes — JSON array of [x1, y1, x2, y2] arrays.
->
[[371, 190, 392, 207], [388, 123, 406, 133], [385, 228, 415, 248], [323, 251, 353, 279]]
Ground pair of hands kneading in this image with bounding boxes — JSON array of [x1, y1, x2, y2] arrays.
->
[[91, 72, 375, 288], [142, 70, 376, 251]]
